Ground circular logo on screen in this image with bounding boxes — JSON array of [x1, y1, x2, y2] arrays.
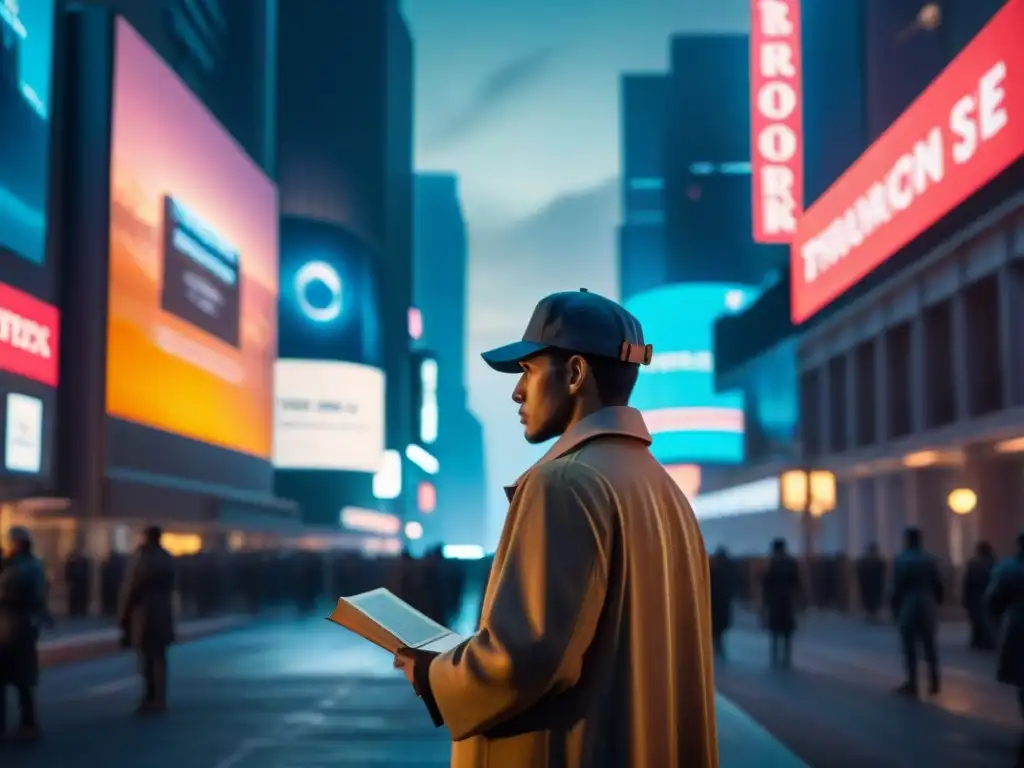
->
[[294, 261, 343, 323]]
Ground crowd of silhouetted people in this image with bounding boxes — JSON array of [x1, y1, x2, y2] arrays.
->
[[708, 527, 1024, 734], [0, 527, 484, 745], [4, 522, 1024, 748]]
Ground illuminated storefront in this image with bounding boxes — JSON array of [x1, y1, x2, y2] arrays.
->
[[791, 0, 1024, 560]]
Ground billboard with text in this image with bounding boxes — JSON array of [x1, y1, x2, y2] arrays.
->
[[791, 0, 1024, 323], [750, 0, 804, 243], [105, 19, 278, 491], [626, 284, 754, 464]]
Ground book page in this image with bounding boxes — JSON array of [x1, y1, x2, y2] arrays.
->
[[326, 588, 457, 653]]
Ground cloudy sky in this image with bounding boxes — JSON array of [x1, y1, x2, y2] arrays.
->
[[403, 0, 750, 544]]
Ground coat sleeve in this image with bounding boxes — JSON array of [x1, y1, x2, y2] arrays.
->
[[426, 460, 613, 741]]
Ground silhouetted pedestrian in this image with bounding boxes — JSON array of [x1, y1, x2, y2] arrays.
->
[[891, 527, 943, 697], [0, 527, 46, 743], [119, 526, 176, 714], [761, 538, 803, 668]]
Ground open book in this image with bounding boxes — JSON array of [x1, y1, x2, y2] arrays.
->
[[326, 588, 465, 655]]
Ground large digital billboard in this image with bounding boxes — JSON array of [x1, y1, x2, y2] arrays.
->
[[275, 216, 384, 473], [791, 0, 1024, 324], [0, 0, 55, 269], [106, 20, 279, 461], [278, 216, 381, 365], [626, 284, 754, 464], [273, 359, 384, 472], [750, 0, 803, 243], [0, 1, 59, 485]]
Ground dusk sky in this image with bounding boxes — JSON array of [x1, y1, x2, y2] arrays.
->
[[403, 0, 750, 543]]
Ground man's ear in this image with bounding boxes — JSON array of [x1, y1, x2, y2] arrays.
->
[[566, 354, 588, 395]]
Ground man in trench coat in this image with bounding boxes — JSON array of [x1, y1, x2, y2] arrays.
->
[[395, 289, 719, 768]]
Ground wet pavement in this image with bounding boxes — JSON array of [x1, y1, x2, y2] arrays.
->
[[3, 615, 810, 767]]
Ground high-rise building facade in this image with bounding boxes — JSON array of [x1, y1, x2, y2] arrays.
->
[[81, 0, 276, 173], [864, 0, 1007, 142], [663, 33, 787, 287], [413, 173, 487, 548], [276, 0, 416, 525], [618, 74, 668, 301]]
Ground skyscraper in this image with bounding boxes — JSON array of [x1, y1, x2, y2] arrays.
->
[[276, 0, 416, 523], [413, 173, 487, 547], [662, 33, 787, 286], [85, 0, 277, 173], [618, 74, 668, 301]]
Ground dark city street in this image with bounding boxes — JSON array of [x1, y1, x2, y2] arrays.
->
[[4, 0, 1024, 765]]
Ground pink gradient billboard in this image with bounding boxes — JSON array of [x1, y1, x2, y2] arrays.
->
[[106, 19, 279, 458]]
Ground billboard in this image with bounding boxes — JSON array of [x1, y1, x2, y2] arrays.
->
[[275, 216, 385, 473], [750, 0, 804, 243], [626, 284, 754, 464], [0, 0, 55, 269], [278, 216, 381, 366], [791, 0, 1024, 324], [106, 20, 279, 461], [273, 359, 385, 472]]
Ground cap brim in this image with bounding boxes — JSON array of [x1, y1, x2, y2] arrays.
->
[[480, 341, 547, 373]]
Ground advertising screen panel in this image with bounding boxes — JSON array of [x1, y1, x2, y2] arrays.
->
[[273, 359, 385, 472], [106, 20, 279, 460], [626, 284, 753, 464], [750, 0, 804, 243], [791, 0, 1024, 324], [0, 0, 55, 269], [278, 216, 381, 366]]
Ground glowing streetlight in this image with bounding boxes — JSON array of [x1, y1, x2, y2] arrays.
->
[[404, 521, 424, 540], [918, 3, 941, 31], [780, 469, 837, 518], [947, 488, 977, 516]]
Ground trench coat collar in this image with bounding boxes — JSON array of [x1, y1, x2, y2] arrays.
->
[[504, 406, 652, 501]]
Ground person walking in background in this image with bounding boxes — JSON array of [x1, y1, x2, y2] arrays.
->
[[891, 526, 943, 697], [856, 542, 887, 623], [985, 532, 1024, 727], [394, 289, 719, 767], [964, 541, 997, 650], [119, 526, 176, 714], [709, 546, 736, 657], [0, 527, 47, 743], [761, 538, 803, 668]]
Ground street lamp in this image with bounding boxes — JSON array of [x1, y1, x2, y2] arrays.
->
[[947, 488, 977, 515], [780, 469, 837, 555], [947, 487, 977, 565]]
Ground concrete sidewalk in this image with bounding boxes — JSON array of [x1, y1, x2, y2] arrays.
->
[[39, 614, 254, 667], [729, 608, 1016, 729]]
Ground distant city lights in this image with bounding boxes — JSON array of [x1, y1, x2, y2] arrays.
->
[[372, 449, 402, 500], [408, 307, 423, 340], [417, 481, 436, 514], [405, 444, 439, 475]]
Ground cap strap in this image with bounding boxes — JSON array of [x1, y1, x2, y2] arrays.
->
[[619, 342, 654, 365]]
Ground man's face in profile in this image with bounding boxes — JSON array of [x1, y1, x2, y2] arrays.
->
[[512, 352, 573, 444]]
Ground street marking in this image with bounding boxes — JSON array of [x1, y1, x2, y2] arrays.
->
[[211, 683, 353, 767], [83, 677, 137, 697]]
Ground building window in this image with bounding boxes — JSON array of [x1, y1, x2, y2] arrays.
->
[[627, 210, 664, 225], [166, 0, 225, 80], [628, 177, 663, 191]]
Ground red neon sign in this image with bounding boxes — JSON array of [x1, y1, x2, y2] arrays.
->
[[790, 0, 1024, 324], [750, 0, 804, 243], [0, 281, 60, 387]]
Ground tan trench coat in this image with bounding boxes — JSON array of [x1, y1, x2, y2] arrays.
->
[[424, 406, 718, 768]]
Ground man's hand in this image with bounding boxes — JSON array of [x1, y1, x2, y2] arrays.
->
[[393, 649, 418, 689], [393, 647, 437, 696]]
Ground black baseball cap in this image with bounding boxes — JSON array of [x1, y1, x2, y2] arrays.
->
[[481, 288, 653, 374]]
